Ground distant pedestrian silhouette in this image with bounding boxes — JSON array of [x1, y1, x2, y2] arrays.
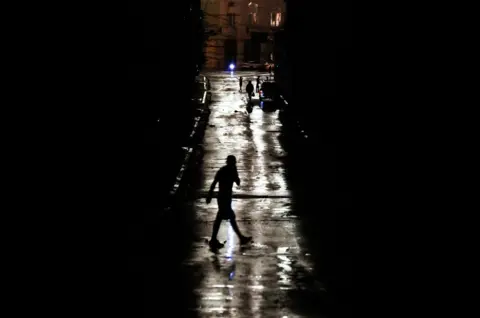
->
[[239, 76, 243, 92], [246, 81, 254, 102], [256, 77, 260, 93], [206, 155, 252, 249]]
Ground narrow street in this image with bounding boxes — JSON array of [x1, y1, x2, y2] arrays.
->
[[182, 71, 329, 317]]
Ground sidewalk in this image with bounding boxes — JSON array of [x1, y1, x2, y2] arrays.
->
[[141, 95, 210, 210]]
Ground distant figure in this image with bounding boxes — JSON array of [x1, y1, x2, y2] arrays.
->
[[269, 65, 273, 74], [206, 155, 252, 249], [256, 76, 260, 92], [246, 81, 254, 102], [239, 76, 243, 92]]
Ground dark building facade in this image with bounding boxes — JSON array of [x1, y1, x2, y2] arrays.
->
[[129, 1, 205, 129], [273, 3, 352, 316], [128, 1, 203, 83], [274, 0, 351, 134]]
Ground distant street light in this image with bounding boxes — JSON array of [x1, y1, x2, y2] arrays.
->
[[229, 63, 235, 70]]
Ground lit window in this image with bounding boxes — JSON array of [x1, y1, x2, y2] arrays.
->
[[248, 2, 258, 25], [270, 12, 282, 27], [248, 12, 257, 25]]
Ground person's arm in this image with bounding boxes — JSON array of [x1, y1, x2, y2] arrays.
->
[[206, 171, 219, 203], [234, 168, 240, 186]]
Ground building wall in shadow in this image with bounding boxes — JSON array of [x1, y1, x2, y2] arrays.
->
[[128, 1, 203, 82], [275, 2, 352, 317]]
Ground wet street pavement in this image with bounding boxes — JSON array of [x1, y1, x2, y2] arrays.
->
[[181, 71, 330, 317]]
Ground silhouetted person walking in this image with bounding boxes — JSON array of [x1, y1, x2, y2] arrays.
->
[[206, 155, 252, 249], [246, 81, 254, 102], [256, 76, 260, 93], [239, 76, 243, 92]]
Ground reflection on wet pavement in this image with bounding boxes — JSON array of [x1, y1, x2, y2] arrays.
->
[[183, 71, 327, 317]]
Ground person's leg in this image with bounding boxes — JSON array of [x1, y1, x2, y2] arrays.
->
[[211, 198, 228, 243], [210, 214, 222, 242], [228, 208, 252, 244]]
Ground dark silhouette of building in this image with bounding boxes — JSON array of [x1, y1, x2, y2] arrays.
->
[[274, 0, 351, 133], [273, 2, 352, 317], [129, 1, 205, 135], [128, 1, 203, 83], [129, 1, 206, 212]]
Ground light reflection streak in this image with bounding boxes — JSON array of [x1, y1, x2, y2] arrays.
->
[[251, 128, 268, 192], [263, 119, 291, 195], [202, 291, 233, 301], [211, 284, 234, 288], [225, 222, 235, 259], [277, 247, 293, 289], [204, 307, 227, 313], [203, 296, 233, 300], [245, 199, 265, 318], [250, 257, 262, 317]]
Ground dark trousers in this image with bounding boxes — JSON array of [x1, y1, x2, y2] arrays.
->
[[211, 196, 244, 240]]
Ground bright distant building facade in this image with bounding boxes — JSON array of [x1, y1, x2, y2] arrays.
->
[[201, 0, 285, 69]]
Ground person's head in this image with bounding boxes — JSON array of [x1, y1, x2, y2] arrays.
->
[[226, 155, 236, 166], [248, 80, 252, 83]]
